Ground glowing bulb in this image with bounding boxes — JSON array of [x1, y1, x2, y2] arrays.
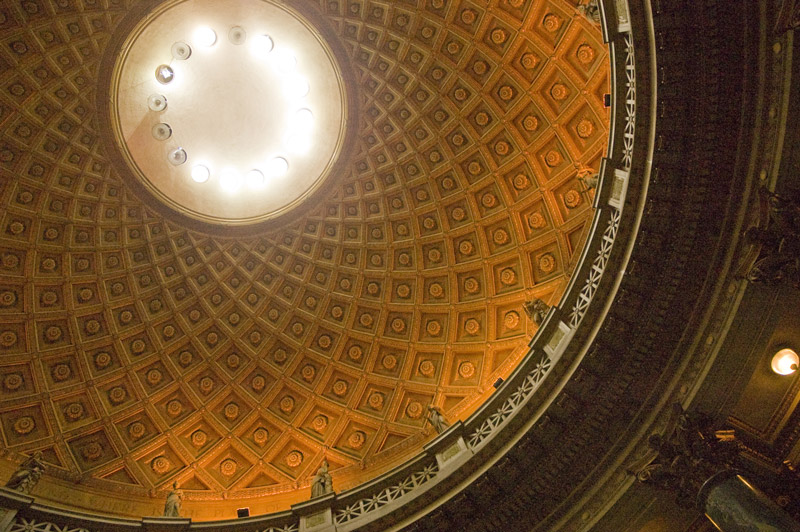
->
[[295, 108, 314, 129], [252, 34, 274, 56], [267, 157, 289, 177], [194, 26, 217, 47], [772, 349, 799, 376], [155, 65, 174, 84], [285, 77, 310, 98], [246, 169, 265, 188], [191, 165, 210, 183], [220, 169, 242, 192], [275, 51, 297, 72], [285, 133, 311, 154]]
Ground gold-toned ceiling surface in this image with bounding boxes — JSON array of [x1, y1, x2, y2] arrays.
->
[[0, 0, 608, 516]]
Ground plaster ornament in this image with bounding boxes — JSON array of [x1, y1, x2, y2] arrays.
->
[[220, 459, 237, 477], [286, 451, 303, 468], [224, 403, 239, 420], [253, 428, 269, 446]]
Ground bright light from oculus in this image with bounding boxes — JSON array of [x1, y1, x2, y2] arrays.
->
[[194, 26, 217, 47], [191, 165, 210, 183], [149, 28, 310, 196], [295, 108, 314, 129], [155, 64, 174, 84], [220, 169, 243, 192], [246, 169, 266, 188], [275, 50, 297, 72], [252, 34, 274, 56], [285, 133, 311, 154], [772, 348, 799, 376], [168, 148, 187, 166], [267, 157, 289, 177], [284, 77, 310, 98]]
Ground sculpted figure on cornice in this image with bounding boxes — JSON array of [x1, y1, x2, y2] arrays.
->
[[426, 406, 449, 434], [311, 459, 333, 499], [577, 0, 602, 24], [635, 405, 740, 508], [163, 481, 183, 517], [579, 173, 599, 190], [775, 0, 800, 32], [746, 189, 800, 288], [5, 451, 46, 494], [523, 299, 551, 326]]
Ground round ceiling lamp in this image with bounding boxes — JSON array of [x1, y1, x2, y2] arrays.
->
[[228, 26, 247, 45], [147, 94, 167, 111], [109, 0, 350, 227], [246, 169, 266, 188], [155, 64, 175, 84], [194, 26, 217, 47], [771, 348, 799, 375], [171, 41, 191, 59], [152, 123, 172, 140], [191, 165, 210, 183], [252, 34, 274, 56]]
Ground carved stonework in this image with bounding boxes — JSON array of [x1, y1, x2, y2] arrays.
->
[[634, 405, 741, 508], [310, 460, 333, 499], [5, 452, 46, 494], [579, 174, 599, 190], [775, 0, 800, 32], [523, 299, 550, 326], [426, 406, 449, 434], [577, 0, 602, 25], [163, 482, 183, 517], [746, 189, 800, 288]]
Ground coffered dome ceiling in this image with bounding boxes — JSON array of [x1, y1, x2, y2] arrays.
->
[[0, 0, 609, 516]]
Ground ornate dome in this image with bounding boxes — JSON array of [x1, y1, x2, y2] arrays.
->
[[2, 0, 797, 530], [0, 0, 609, 517]]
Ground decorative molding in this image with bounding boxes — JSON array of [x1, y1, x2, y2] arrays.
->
[[467, 353, 554, 451], [9, 518, 90, 532], [622, 32, 636, 171], [333, 462, 439, 527], [569, 208, 622, 328]]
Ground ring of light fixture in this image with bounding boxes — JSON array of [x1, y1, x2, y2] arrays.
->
[[107, 0, 351, 227]]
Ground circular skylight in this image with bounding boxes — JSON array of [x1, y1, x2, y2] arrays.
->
[[111, 0, 349, 225]]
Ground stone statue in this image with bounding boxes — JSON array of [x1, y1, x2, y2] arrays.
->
[[310, 459, 333, 499], [577, 0, 601, 24], [523, 298, 550, 326], [5, 451, 46, 494], [163, 481, 183, 517], [634, 405, 741, 508], [579, 174, 599, 190], [426, 406, 449, 434], [746, 189, 800, 288]]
